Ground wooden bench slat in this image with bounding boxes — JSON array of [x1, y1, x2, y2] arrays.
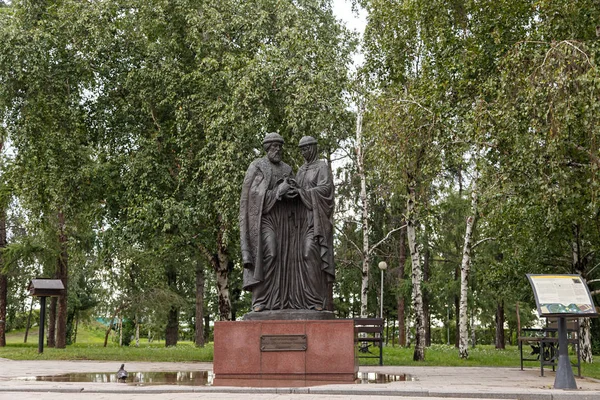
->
[[353, 318, 383, 366]]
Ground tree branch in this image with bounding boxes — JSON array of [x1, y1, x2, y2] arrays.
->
[[472, 237, 496, 249], [150, 106, 161, 132], [368, 224, 407, 256], [393, 98, 434, 115], [575, 145, 600, 169], [334, 225, 363, 256], [587, 262, 600, 276], [196, 242, 215, 267]]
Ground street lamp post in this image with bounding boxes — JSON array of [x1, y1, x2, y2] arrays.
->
[[378, 261, 387, 319]]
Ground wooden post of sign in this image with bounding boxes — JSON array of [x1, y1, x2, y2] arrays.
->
[[38, 296, 46, 354]]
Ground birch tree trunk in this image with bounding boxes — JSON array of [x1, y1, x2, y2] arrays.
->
[[135, 317, 140, 347], [215, 246, 232, 321], [0, 208, 6, 347], [195, 261, 206, 346], [73, 315, 78, 344], [454, 280, 459, 347], [119, 316, 123, 347], [397, 224, 407, 346], [356, 105, 370, 318], [470, 309, 476, 348], [573, 240, 593, 361], [200, 224, 232, 322], [459, 172, 478, 359], [423, 242, 431, 346], [580, 317, 593, 363], [407, 186, 425, 361]]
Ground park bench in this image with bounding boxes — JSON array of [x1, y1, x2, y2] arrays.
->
[[518, 315, 581, 377], [354, 318, 383, 366]]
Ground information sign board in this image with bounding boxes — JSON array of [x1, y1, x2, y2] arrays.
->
[[527, 274, 598, 317]]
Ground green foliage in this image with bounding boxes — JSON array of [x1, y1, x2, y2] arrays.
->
[[1, 0, 599, 353], [347, 0, 600, 358], [0, 0, 355, 337]]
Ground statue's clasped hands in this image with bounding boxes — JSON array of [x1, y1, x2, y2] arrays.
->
[[278, 176, 299, 199]]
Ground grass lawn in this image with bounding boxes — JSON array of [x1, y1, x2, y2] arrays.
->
[[1, 323, 213, 362], [2, 325, 598, 379]]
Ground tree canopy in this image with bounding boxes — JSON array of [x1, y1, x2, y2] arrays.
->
[[0, 0, 599, 358]]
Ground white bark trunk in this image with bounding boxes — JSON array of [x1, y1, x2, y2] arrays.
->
[[216, 249, 232, 321], [118, 316, 123, 347], [198, 237, 231, 321], [459, 171, 478, 359], [470, 309, 476, 348], [356, 106, 370, 318], [580, 317, 593, 363], [135, 317, 140, 347], [407, 187, 425, 361], [195, 262, 205, 346], [405, 311, 412, 347]]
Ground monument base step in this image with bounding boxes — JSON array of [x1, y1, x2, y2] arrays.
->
[[242, 309, 335, 320]]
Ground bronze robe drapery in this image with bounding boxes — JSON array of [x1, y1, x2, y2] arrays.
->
[[239, 157, 294, 310], [293, 159, 335, 309]]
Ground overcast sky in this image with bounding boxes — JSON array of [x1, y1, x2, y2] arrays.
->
[[332, 0, 367, 33], [331, 0, 367, 68]]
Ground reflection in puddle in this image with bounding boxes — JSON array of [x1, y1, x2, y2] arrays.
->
[[25, 371, 214, 386], [16, 371, 414, 386], [355, 372, 416, 383]]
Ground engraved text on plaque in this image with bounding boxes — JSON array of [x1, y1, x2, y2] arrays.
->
[[260, 335, 307, 352]]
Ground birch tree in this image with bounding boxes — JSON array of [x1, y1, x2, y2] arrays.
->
[[0, 140, 6, 347], [0, 3, 8, 348], [356, 105, 370, 318], [458, 169, 477, 358], [342, 100, 405, 318]]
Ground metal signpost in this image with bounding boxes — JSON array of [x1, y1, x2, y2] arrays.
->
[[28, 279, 65, 354], [527, 274, 598, 389]]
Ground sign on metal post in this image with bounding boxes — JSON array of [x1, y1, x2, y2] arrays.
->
[[527, 274, 597, 317], [527, 274, 598, 389]]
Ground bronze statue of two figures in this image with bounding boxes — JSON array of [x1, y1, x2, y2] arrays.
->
[[239, 133, 335, 320]]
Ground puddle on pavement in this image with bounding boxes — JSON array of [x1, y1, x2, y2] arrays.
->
[[356, 372, 416, 383], [15, 371, 414, 386], [17, 371, 213, 386]]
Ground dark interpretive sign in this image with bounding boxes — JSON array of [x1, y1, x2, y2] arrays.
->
[[527, 274, 598, 317], [260, 335, 307, 352]]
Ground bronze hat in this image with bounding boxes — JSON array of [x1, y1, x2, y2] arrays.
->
[[298, 136, 317, 147], [263, 132, 284, 145]]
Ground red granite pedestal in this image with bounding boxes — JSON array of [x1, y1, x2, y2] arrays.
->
[[213, 319, 357, 386]]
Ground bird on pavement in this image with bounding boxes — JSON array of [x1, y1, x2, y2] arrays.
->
[[117, 364, 128, 382]]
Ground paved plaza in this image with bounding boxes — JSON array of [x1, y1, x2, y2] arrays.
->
[[1, 360, 600, 399]]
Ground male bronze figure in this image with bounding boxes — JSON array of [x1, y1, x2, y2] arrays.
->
[[239, 132, 295, 312]]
